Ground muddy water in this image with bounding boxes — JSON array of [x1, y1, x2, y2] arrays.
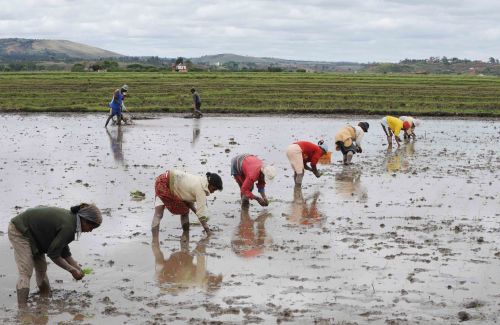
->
[[0, 113, 499, 324]]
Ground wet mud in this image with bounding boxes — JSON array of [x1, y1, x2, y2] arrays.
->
[[0, 113, 499, 324]]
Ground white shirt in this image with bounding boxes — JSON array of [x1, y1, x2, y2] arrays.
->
[[353, 126, 365, 149], [169, 170, 210, 219]]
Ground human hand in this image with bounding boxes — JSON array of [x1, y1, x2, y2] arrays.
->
[[70, 267, 84, 280], [356, 147, 362, 153], [257, 197, 269, 207]]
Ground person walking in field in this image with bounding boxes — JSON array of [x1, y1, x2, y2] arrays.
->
[[105, 84, 128, 127], [399, 116, 420, 141], [152, 170, 223, 237], [191, 87, 202, 118], [231, 154, 277, 207], [286, 140, 328, 186], [380, 115, 411, 149], [335, 122, 369, 165], [8, 204, 102, 308]]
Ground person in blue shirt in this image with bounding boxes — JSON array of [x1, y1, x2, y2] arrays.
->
[[105, 85, 128, 127]]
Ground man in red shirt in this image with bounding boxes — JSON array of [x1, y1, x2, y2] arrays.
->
[[286, 140, 328, 186], [231, 154, 277, 206]]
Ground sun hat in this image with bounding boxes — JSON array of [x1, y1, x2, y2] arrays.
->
[[317, 140, 329, 153], [121, 84, 129, 92], [261, 165, 277, 182]]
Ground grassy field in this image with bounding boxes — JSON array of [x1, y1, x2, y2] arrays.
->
[[0, 72, 499, 116]]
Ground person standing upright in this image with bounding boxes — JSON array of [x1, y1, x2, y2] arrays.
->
[[191, 87, 202, 118]]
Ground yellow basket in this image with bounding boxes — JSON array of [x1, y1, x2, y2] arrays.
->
[[318, 151, 332, 165]]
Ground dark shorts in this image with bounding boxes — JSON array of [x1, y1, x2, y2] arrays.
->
[[335, 141, 357, 155]]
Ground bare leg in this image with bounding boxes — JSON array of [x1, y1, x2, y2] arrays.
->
[[181, 213, 190, 232], [346, 152, 354, 164], [105, 114, 113, 127], [151, 205, 165, 237], [381, 124, 393, 149], [342, 154, 348, 165], [34, 255, 50, 297], [295, 173, 304, 186], [17, 288, 30, 309], [241, 194, 250, 207]]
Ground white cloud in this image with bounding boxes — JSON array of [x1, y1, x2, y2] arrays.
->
[[0, 0, 500, 62]]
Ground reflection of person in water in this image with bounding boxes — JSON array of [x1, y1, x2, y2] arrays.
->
[[106, 127, 124, 163], [191, 118, 201, 147], [151, 231, 222, 293], [283, 187, 323, 225], [231, 206, 272, 258], [335, 166, 368, 202], [385, 143, 415, 173]]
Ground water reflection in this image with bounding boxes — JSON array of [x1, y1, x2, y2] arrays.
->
[[231, 206, 272, 258], [151, 232, 222, 293], [106, 127, 124, 163], [283, 187, 323, 225], [334, 166, 368, 202], [385, 142, 415, 173], [191, 119, 201, 147]]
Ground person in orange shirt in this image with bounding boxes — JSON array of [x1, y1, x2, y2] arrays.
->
[[286, 140, 328, 186], [380, 116, 411, 149]]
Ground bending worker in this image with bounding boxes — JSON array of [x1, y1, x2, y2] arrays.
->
[[399, 116, 420, 140], [152, 169, 223, 237], [286, 140, 328, 186], [105, 84, 128, 127], [231, 154, 277, 206], [380, 115, 411, 149], [8, 204, 102, 308], [335, 122, 369, 165]]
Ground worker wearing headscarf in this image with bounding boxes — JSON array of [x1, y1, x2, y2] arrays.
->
[[335, 122, 369, 165], [231, 154, 277, 206], [286, 140, 328, 186], [380, 116, 411, 149], [152, 169, 223, 237], [399, 116, 420, 140], [8, 204, 102, 307]]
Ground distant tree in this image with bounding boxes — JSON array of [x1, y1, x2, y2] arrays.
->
[[71, 63, 86, 72], [175, 57, 184, 65], [89, 62, 104, 71], [102, 60, 119, 71], [442, 56, 450, 65], [267, 66, 283, 72], [126, 63, 145, 71], [489, 57, 497, 64], [224, 61, 239, 71]]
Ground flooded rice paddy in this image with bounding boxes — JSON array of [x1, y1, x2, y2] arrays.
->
[[0, 113, 499, 324]]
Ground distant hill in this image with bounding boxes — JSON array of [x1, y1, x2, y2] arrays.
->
[[191, 53, 363, 71], [0, 38, 123, 60]]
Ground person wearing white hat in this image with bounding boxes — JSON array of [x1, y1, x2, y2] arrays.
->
[[105, 84, 129, 127], [231, 154, 276, 206], [399, 116, 420, 140]]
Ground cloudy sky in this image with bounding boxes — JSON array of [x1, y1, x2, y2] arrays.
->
[[1, 0, 499, 62]]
